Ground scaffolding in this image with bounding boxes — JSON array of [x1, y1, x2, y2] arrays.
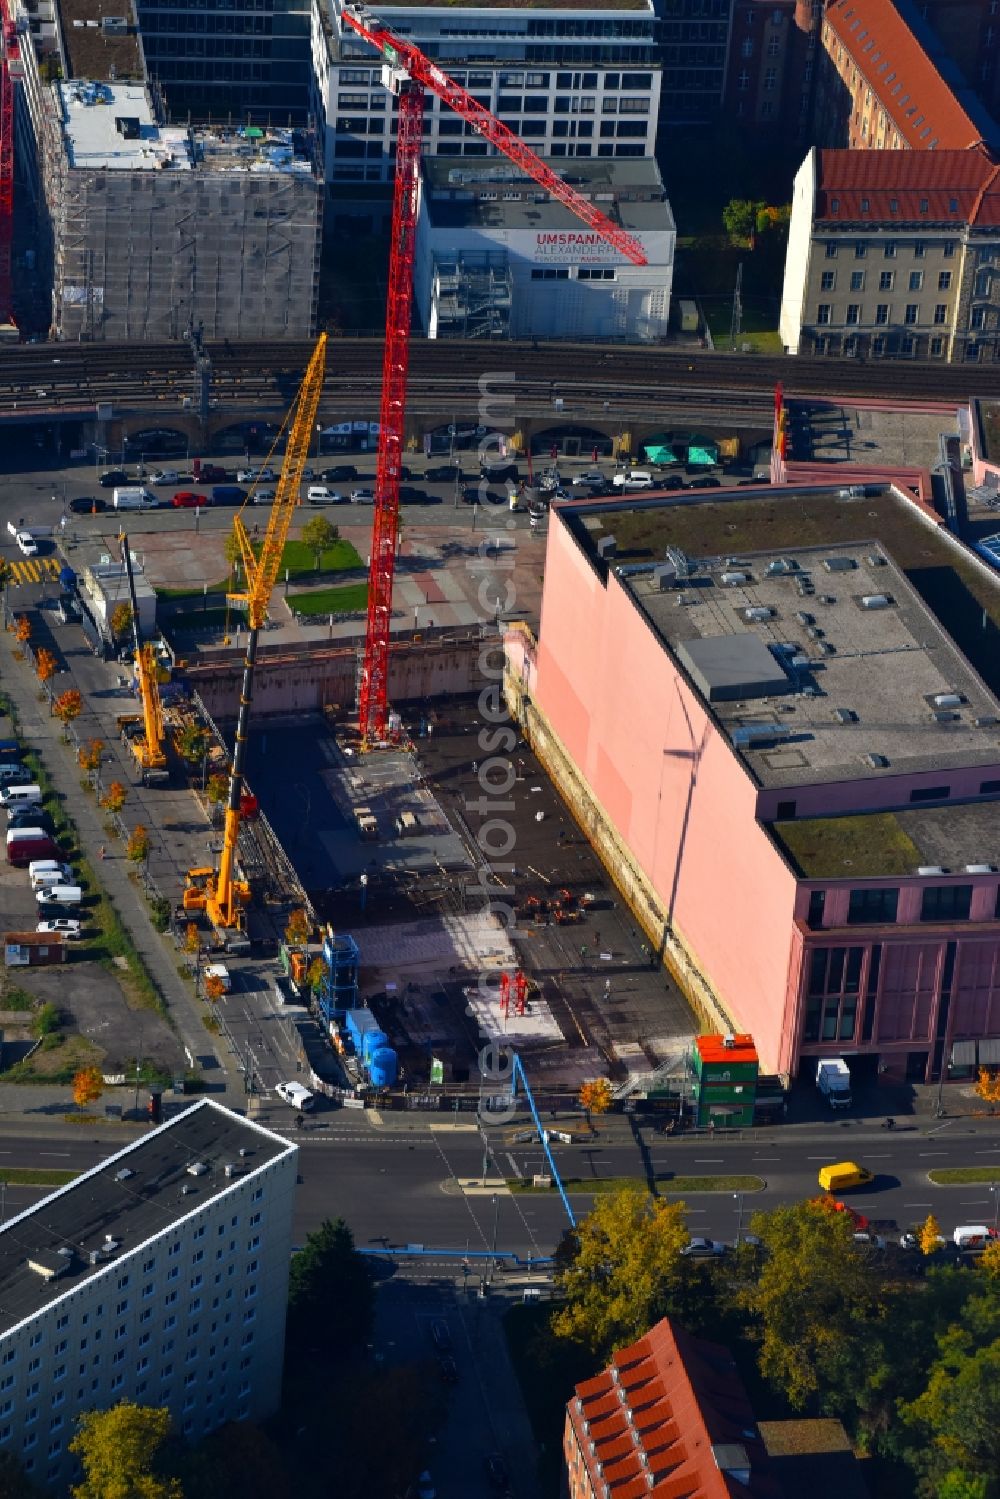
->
[[317, 929, 360, 1027], [430, 249, 511, 339]]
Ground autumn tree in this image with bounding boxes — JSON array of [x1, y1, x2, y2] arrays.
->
[[920, 1212, 944, 1256], [306, 956, 324, 993], [736, 1198, 886, 1411], [203, 973, 226, 1003], [78, 738, 104, 773], [183, 922, 201, 956], [978, 1239, 1000, 1280], [552, 1185, 690, 1356], [126, 825, 150, 864], [72, 1067, 104, 1109], [35, 647, 58, 683], [301, 515, 340, 573], [14, 615, 30, 644], [100, 781, 128, 814], [110, 602, 133, 643], [205, 773, 229, 814], [579, 1078, 613, 1118], [285, 907, 311, 947], [52, 688, 83, 728], [175, 722, 210, 765], [70, 1403, 182, 1499], [975, 1067, 1000, 1107]]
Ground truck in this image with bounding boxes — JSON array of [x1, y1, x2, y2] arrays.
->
[[816, 1057, 853, 1110], [113, 487, 156, 511]]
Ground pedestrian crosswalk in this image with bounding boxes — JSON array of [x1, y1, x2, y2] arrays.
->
[[7, 558, 62, 585]]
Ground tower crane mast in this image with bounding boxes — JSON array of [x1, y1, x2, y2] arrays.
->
[[342, 4, 647, 746], [185, 334, 328, 933]]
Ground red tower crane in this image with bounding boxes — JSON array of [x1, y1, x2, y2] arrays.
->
[[0, 0, 22, 328], [342, 4, 647, 746]]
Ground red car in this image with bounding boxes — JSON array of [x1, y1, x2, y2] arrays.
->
[[197, 464, 229, 482], [172, 491, 208, 508]]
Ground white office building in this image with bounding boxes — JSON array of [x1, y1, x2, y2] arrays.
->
[[311, 0, 662, 187], [415, 156, 675, 341], [0, 1102, 296, 1492]]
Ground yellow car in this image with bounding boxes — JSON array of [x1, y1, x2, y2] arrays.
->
[[817, 1161, 874, 1193]]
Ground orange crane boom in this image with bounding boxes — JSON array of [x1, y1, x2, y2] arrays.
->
[[118, 532, 168, 786]]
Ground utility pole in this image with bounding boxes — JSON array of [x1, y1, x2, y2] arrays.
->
[[729, 261, 743, 351]]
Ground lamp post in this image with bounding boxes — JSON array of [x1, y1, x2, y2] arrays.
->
[[733, 1191, 744, 1247], [990, 1182, 999, 1231], [487, 1191, 500, 1285]]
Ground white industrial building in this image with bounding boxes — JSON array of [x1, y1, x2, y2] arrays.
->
[[312, 0, 662, 187], [0, 1102, 296, 1492], [414, 157, 675, 341]]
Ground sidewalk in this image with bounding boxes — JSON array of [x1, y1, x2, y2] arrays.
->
[[0, 625, 242, 1103]]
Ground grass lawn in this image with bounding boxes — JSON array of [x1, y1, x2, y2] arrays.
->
[[280, 537, 361, 578], [703, 296, 783, 354], [287, 582, 369, 616], [775, 814, 921, 879], [928, 1166, 1000, 1184], [0, 1167, 77, 1187], [510, 1173, 764, 1195], [164, 607, 230, 634]]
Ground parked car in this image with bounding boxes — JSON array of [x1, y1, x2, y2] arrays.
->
[[149, 468, 180, 486], [308, 489, 346, 505], [236, 467, 276, 484], [686, 475, 722, 489], [69, 496, 106, 514], [426, 464, 464, 482], [197, 463, 229, 482], [15, 532, 38, 556], [573, 471, 605, 488], [437, 1355, 459, 1385], [98, 469, 129, 488], [430, 1320, 451, 1351], [252, 488, 276, 504], [323, 464, 358, 482], [681, 1237, 728, 1258], [351, 489, 375, 505], [171, 491, 208, 508], [399, 486, 430, 505], [36, 918, 82, 939]]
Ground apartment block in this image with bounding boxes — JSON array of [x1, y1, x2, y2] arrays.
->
[[780, 148, 1000, 362], [815, 0, 999, 151], [312, 0, 661, 188], [0, 1102, 297, 1493]]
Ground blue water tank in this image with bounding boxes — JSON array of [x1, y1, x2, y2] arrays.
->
[[368, 1046, 398, 1089], [362, 1028, 389, 1065]]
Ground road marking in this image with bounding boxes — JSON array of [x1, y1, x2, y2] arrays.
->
[[919, 1152, 947, 1157], [960, 1199, 990, 1206], [752, 1156, 780, 1161], [865, 1154, 891, 1159], [505, 1153, 523, 1180], [807, 1156, 832, 1160], [429, 1123, 479, 1133], [975, 1148, 1000, 1154], [904, 1203, 932, 1208], [694, 1158, 724, 1164], [40, 1152, 71, 1158]]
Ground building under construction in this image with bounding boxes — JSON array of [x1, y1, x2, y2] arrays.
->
[[14, 0, 322, 340]]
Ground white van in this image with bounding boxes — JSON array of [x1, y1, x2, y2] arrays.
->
[[0, 783, 42, 808], [6, 826, 49, 848], [112, 487, 156, 511], [612, 470, 655, 491], [30, 863, 73, 890], [275, 1081, 314, 1111], [953, 1224, 999, 1250], [36, 884, 83, 907]]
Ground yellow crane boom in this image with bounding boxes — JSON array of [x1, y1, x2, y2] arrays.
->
[[201, 333, 328, 931], [119, 532, 168, 783]]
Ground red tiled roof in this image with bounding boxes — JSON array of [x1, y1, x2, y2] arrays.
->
[[566, 1320, 783, 1499], [825, 0, 989, 151], [814, 147, 1000, 225]]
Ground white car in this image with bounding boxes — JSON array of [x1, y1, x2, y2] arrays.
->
[[237, 467, 276, 484], [36, 918, 82, 939], [203, 962, 232, 993], [252, 489, 276, 505], [15, 532, 38, 556], [351, 489, 375, 505], [307, 485, 336, 503], [573, 471, 605, 487], [680, 1237, 728, 1258], [149, 469, 180, 485]]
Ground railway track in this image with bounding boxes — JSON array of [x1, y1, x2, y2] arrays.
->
[[1, 335, 996, 416]]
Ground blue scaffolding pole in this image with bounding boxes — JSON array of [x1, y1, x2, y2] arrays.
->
[[510, 1051, 577, 1229]]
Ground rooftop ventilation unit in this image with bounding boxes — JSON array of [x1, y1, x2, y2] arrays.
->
[[860, 594, 892, 609], [721, 572, 748, 586], [824, 557, 857, 572], [917, 865, 947, 876], [932, 710, 958, 723], [819, 641, 836, 655], [766, 557, 799, 575], [596, 534, 616, 561], [966, 864, 996, 873], [796, 611, 815, 626], [975, 715, 1000, 727], [864, 752, 890, 768], [933, 693, 963, 709], [664, 546, 691, 580], [807, 625, 824, 640], [732, 722, 791, 747], [187, 1162, 208, 1177], [744, 606, 775, 622], [723, 1033, 736, 1048], [102, 15, 128, 32], [834, 708, 857, 723]]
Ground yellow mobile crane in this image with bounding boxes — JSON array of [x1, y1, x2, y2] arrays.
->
[[184, 333, 328, 933], [118, 533, 169, 787]]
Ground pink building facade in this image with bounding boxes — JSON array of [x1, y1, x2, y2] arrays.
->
[[512, 497, 1000, 1084]]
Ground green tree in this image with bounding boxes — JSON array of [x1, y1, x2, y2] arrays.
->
[[181, 1421, 291, 1499], [0, 1450, 44, 1498], [175, 722, 210, 765], [736, 1198, 885, 1412], [287, 1217, 374, 1356], [324, 1365, 445, 1499], [901, 1330, 1000, 1497], [552, 1186, 689, 1356], [300, 515, 339, 573], [722, 197, 762, 247], [70, 1403, 182, 1499]]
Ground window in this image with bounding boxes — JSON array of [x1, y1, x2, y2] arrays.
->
[[825, 242, 838, 259], [921, 885, 973, 922], [855, 241, 867, 258], [768, 33, 781, 53], [741, 37, 753, 55], [803, 946, 866, 1042], [764, 67, 777, 89], [821, 271, 835, 290], [905, 304, 919, 325], [879, 270, 894, 290], [846, 304, 860, 324], [531, 268, 569, 281], [860, 198, 870, 213], [875, 304, 889, 325], [933, 303, 947, 325], [972, 307, 987, 330], [909, 270, 923, 291], [914, 241, 926, 258], [848, 888, 899, 925], [980, 779, 1000, 795], [884, 242, 897, 258], [850, 270, 865, 290], [807, 889, 826, 928], [939, 271, 953, 290], [910, 785, 949, 802], [816, 304, 831, 325], [943, 240, 956, 258]]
